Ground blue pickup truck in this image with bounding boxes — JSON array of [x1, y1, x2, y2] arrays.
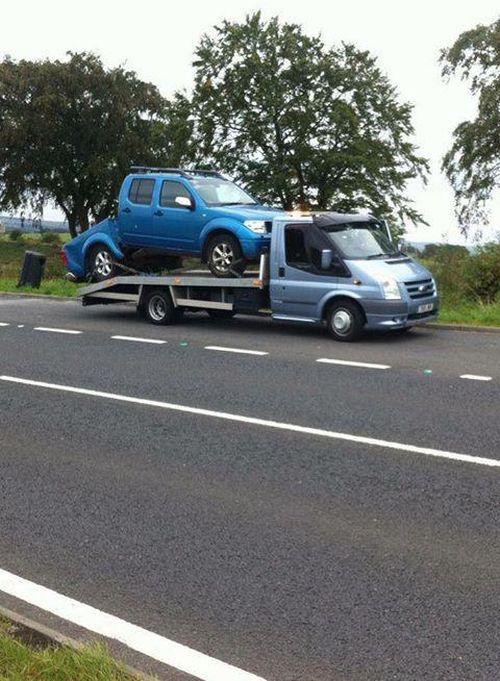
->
[[63, 167, 283, 281]]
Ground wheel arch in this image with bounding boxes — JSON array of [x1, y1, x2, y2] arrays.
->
[[321, 293, 367, 324], [201, 227, 240, 262], [83, 235, 124, 267]]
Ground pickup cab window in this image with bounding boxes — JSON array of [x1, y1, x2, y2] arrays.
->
[[128, 178, 155, 205], [160, 180, 192, 208]]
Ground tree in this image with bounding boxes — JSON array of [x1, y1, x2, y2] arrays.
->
[[441, 18, 500, 236], [191, 12, 428, 229], [0, 53, 171, 237]]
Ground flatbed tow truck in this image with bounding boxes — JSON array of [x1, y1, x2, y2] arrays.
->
[[77, 213, 438, 342]]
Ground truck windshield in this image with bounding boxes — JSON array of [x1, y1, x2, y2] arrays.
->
[[191, 177, 258, 206], [322, 222, 396, 259]]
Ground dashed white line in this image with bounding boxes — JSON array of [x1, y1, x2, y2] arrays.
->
[[112, 335, 167, 345], [317, 358, 391, 370], [460, 374, 492, 382], [0, 567, 266, 681], [1, 375, 499, 468], [205, 345, 268, 356], [34, 327, 82, 335], [0, 322, 10, 327]]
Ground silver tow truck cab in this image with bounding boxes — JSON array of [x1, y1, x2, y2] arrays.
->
[[268, 213, 438, 340], [78, 212, 438, 342]]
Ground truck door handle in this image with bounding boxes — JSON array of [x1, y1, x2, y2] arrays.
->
[[154, 210, 163, 216], [122, 207, 131, 214], [279, 267, 285, 277]]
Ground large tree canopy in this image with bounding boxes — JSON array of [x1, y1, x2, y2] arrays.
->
[[441, 17, 500, 235], [0, 53, 170, 236], [191, 12, 428, 226]]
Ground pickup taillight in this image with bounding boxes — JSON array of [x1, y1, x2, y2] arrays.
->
[[59, 249, 68, 267]]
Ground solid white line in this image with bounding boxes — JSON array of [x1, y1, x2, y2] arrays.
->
[[317, 358, 391, 370], [0, 322, 10, 327], [34, 327, 82, 335], [112, 335, 166, 345], [460, 374, 492, 382], [0, 567, 266, 681], [205, 345, 268, 356], [1, 375, 499, 469]]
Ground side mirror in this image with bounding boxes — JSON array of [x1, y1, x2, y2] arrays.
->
[[175, 196, 193, 209], [320, 249, 334, 270]]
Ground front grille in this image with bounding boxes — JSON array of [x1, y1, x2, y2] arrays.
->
[[404, 278, 435, 300], [408, 309, 438, 320]]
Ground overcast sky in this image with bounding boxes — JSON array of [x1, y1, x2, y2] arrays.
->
[[2, 0, 499, 243]]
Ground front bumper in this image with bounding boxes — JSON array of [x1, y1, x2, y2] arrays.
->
[[363, 296, 439, 331]]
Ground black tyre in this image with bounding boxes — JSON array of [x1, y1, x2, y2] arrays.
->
[[141, 289, 177, 326], [326, 299, 365, 342], [207, 234, 246, 277], [207, 309, 236, 320], [87, 244, 116, 282]]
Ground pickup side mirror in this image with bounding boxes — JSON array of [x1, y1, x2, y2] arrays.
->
[[320, 249, 334, 270], [175, 196, 193, 209]]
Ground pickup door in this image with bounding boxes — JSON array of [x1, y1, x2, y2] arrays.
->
[[151, 180, 204, 252], [119, 177, 156, 246]]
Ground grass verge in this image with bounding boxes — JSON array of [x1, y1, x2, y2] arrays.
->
[[0, 615, 140, 680], [0, 278, 78, 297], [437, 301, 500, 327]]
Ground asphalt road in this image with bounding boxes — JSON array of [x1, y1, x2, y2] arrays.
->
[[0, 294, 499, 681]]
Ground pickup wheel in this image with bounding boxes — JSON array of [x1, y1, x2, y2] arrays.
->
[[207, 234, 246, 277], [87, 244, 116, 282], [326, 300, 365, 342], [142, 289, 178, 325]]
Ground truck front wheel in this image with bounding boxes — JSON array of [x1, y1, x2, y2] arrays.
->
[[326, 300, 365, 342], [207, 234, 246, 277], [141, 289, 179, 325]]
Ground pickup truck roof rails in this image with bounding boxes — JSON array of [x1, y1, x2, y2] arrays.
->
[[130, 166, 224, 179]]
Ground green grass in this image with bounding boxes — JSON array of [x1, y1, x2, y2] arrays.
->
[[0, 234, 67, 279], [0, 278, 78, 297], [437, 300, 500, 327], [0, 616, 140, 681]]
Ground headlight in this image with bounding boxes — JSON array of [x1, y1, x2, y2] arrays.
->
[[379, 277, 401, 300], [243, 220, 267, 234]]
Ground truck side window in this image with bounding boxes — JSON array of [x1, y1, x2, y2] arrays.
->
[[285, 227, 310, 269], [160, 181, 192, 208], [128, 179, 155, 205]]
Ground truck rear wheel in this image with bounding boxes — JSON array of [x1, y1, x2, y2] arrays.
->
[[207, 234, 246, 277], [326, 300, 365, 342], [141, 289, 178, 325]]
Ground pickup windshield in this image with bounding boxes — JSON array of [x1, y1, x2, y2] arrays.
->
[[322, 222, 396, 259], [191, 177, 257, 207]]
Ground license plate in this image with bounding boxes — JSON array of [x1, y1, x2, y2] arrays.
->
[[418, 303, 434, 313]]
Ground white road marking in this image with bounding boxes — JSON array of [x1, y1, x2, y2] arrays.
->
[[34, 327, 82, 335], [460, 374, 492, 382], [17, 325, 24, 328], [205, 345, 268, 356], [317, 358, 391, 370], [0, 322, 10, 327], [1, 375, 499, 469], [0, 567, 266, 681], [112, 335, 166, 345]]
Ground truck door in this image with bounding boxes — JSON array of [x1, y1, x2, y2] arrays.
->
[[150, 180, 203, 252], [119, 178, 156, 246], [270, 223, 339, 320]]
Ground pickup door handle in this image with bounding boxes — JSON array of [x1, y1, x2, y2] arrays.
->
[[122, 207, 131, 214], [278, 267, 285, 277], [154, 210, 163, 216]]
